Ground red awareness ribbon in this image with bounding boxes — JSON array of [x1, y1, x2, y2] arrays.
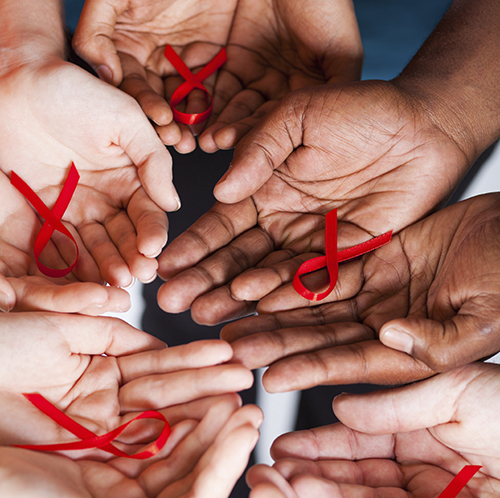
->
[[164, 44, 227, 125], [293, 209, 393, 301], [438, 465, 481, 498], [11, 164, 79, 278], [15, 393, 171, 460]]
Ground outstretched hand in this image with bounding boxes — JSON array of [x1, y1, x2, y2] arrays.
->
[[247, 362, 500, 497], [157, 81, 470, 325], [221, 193, 500, 390], [0, 58, 178, 287], [0, 170, 130, 314], [0, 311, 259, 496], [73, 0, 238, 152], [198, 0, 362, 152]]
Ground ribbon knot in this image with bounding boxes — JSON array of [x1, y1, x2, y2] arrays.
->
[[164, 45, 227, 125], [11, 164, 80, 278], [16, 393, 170, 460], [293, 209, 393, 301]]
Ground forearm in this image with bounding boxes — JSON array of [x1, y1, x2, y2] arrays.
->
[[0, 0, 65, 74], [394, 0, 500, 162]]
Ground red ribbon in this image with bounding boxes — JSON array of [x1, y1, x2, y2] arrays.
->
[[164, 45, 227, 125], [15, 393, 171, 460], [11, 163, 79, 278], [438, 465, 481, 498], [293, 209, 393, 301]]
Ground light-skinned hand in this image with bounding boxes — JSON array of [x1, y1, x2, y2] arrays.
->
[[247, 362, 500, 497], [0, 311, 259, 495], [0, 57, 179, 287], [0, 169, 131, 314], [220, 194, 500, 391]]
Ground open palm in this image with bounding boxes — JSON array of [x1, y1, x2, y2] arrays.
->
[[157, 81, 470, 325], [247, 363, 500, 497]]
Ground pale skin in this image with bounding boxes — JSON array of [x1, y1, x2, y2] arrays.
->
[[155, 0, 500, 327], [247, 362, 500, 497], [0, 169, 131, 314], [220, 194, 500, 391], [0, 0, 179, 288], [0, 311, 261, 497], [72, 0, 362, 152]]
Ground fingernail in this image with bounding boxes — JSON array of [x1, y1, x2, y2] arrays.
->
[[380, 328, 413, 355], [0, 292, 13, 313], [174, 193, 181, 211], [95, 65, 113, 84], [139, 273, 157, 284], [122, 277, 136, 290]]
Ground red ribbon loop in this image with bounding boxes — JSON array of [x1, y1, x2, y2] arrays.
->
[[15, 393, 171, 460], [293, 209, 393, 301], [11, 163, 80, 278], [164, 45, 227, 125], [438, 465, 481, 498]]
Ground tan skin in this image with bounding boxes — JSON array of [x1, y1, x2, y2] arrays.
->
[[247, 363, 500, 497]]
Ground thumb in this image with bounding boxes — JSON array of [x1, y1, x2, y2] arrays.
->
[[73, 0, 123, 86], [213, 92, 309, 204], [379, 313, 500, 372], [0, 274, 15, 312], [333, 363, 490, 435]]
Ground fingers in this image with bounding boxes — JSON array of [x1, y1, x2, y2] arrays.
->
[[270, 424, 395, 463], [73, 0, 123, 85], [0, 275, 15, 312], [380, 311, 500, 372], [260, 340, 434, 392], [139, 394, 243, 496], [332, 362, 498, 436], [213, 92, 309, 204], [8, 278, 130, 315], [119, 362, 254, 411], [164, 405, 263, 498], [118, 340, 234, 383], [247, 465, 299, 498], [127, 187, 169, 260], [228, 321, 375, 370]]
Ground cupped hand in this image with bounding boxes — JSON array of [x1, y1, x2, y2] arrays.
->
[[73, 0, 238, 153], [0, 169, 131, 314], [199, 0, 363, 152], [0, 402, 261, 498], [157, 81, 470, 324], [0, 312, 254, 457], [220, 193, 500, 391], [0, 57, 179, 287], [247, 362, 500, 497]]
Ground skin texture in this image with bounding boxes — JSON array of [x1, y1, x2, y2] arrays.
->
[[156, 80, 469, 323], [0, 0, 179, 288], [0, 311, 261, 497], [72, 0, 362, 153], [247, 363, 500, 497], [219, 194, 500, 391]]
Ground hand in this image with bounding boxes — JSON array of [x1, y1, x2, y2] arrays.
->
[[198, 0, 363, 152], [157, 81, 469, 324], [0, 402, 261, 498], [73, 0, 238, 153], [220, 193, 500, 390], [0, 169, 131, 314], [0, 57, 178, 287], [0, 312, 254, 452], [246, 362, 500, 497]]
